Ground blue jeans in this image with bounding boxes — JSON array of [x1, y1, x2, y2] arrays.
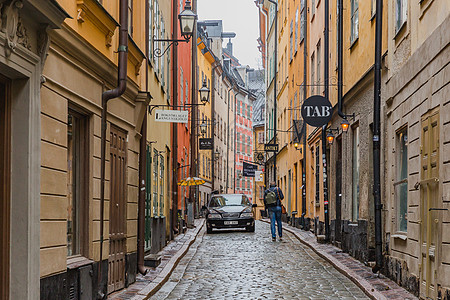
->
[[268, 206, 282, 238]]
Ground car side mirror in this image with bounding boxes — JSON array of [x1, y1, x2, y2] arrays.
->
[[252, 204, 258, 208], [201, 205, 207, 211]]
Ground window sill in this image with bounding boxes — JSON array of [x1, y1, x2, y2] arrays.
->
[[67, 256, 94, 270], [392, 233, 407, 240], [349, 37, 359, 50]]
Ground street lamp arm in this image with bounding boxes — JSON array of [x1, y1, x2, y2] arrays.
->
[[148, 103, 207, 115], [153, 37, 190, 58]]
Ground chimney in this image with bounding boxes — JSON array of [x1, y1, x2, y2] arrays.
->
[[227, 38, 233, 56]]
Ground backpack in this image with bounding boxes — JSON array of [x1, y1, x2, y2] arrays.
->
[[265, 190, 277, 206]]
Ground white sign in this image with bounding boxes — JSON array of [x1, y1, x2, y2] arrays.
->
[[255, 171, 263, 182], [155, 110, 188, 123]]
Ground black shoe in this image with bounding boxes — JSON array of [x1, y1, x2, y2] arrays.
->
[[272, 237, 276, 241], [279, 237, 283, 241]]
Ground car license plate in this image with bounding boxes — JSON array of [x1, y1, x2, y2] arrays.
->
[[224, 221, 238, 225]]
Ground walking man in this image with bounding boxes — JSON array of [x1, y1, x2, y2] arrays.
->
[[264, 181, 284, 241]]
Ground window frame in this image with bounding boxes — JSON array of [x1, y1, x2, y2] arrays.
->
[[394, 126, 408, 233], [67, 108, 89, 258], [350, 0, 359, 45]]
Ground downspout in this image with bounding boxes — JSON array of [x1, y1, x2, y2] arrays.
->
[[337, 0, 345, 119], [268, 0, 277, 182], [211, 62, 219, 191], [372, 0, 383, 274], [322, 0, 330, 242], [301, 0, 307, 229], [189, 0, 198, 220], [172, 0, 179, 235], [98, 0, 128, 298], [226, 85, 233, 192], [233, 90, 237, 193]]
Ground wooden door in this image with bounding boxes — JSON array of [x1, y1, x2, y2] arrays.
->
[[108, 126, 127, 294], [419, 108, 440, 300], [145, 145, 152, 251], [0, 80, 10, 300]]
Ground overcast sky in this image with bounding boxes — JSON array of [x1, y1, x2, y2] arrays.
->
[[197, 0, 261, 69]]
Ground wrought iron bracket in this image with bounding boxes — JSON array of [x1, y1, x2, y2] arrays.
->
[[153, 36, 190, 58], [148, 103, 207, 115]]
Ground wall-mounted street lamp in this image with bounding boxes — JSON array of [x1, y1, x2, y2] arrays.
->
[[153, 0, 197, 58], [199, 80, 210, 105], [200, 121, 207, 136], [148, 80, 210, 114], [339, 113, 355, 132], [326, 128, 340, 145]]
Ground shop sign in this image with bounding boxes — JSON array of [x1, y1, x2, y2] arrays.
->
[[301, 95, 333, 127]]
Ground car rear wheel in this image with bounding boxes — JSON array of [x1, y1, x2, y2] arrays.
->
[[246, 224, 255, 232]]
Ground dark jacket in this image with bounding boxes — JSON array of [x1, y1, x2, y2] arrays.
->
[[264, 186, 284, 208]]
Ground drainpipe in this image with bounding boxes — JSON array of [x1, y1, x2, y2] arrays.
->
[[372, 0, 383, 273], [189, 0, 198, 220], [172, 0, 179, 235], [226, 85, 233, 192], [98, 0, 128, 297], [322, 0, 330, 242], [268, 0, 277, 182], [301, 0, 308, 229], [337, 0, 345, 119]]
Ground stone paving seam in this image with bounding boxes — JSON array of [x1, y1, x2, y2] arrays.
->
[[138, 220, 205, 299], [261, 219, 417, 300]]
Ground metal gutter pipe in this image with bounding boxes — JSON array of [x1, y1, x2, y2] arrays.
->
[[172, 0, 179, 235], [337, 0, 345, 119], [322, 0, 330, 242], [98, 0, 128, 297], [372, 0, 383, 273], [190, 0, 198, 220], [268, 0, 277, 183], [301, 0, 308, 229]]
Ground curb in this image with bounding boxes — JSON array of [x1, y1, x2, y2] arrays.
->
[[260, 219, 387, 300], [131, 220, 205, 300]]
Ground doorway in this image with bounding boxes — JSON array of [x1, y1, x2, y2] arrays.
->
[[419, 108, 440, 299], [108, 126, 127, 294], [0, 78, 10, 300]]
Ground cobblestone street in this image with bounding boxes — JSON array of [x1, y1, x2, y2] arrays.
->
[[152, 221, 369, 299]]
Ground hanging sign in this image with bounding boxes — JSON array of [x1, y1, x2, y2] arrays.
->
[[255, 171, 263, 182], [243, 162, 258, 177], [155, 110, 188, 123], [264, 143, 279, 152], [301, 95, 333, 127], [199, 138, 213, 150]]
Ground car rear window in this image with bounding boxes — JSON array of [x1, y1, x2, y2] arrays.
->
[[209, 195, 251, 207]]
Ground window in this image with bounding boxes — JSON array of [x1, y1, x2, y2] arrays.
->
[[180, 67, 183, 106], [315, 143, 320, 205], [300, 0, 305, 42], [311, 0, 315, 16], [352, 125, 360, 221], [371, 0, 376, 18], [350, 0, 359, 44], [295, 8, 299, 53], [311, 52, 315, 95], [148, 0, 153, 60], [317, 40, 321, 94], [395, 0, 407, 34], [67, 109, 88, 257], [128, 0, 133, 36], [395, 128, 408, 232], [159, 155, 164, 216], [153, 149, 159, 215], [290, 20, 293, 61]]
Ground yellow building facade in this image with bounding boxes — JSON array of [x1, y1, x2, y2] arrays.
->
[[39, 0, 146, 297]]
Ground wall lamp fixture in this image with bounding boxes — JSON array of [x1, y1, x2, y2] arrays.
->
[[153, 0, 197, 58], [340, 113, 355, 132]]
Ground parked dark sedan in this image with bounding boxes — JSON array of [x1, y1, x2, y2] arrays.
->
[[202, 194, 257, 233]]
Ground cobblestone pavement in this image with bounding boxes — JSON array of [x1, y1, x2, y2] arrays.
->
[[152, 221, 369, 300]]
